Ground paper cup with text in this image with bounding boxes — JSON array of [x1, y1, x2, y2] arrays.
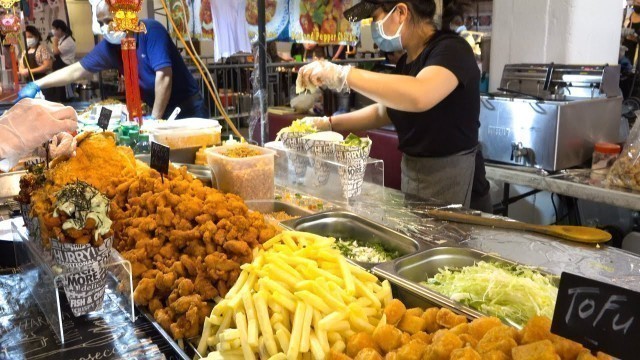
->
[[51, 236, 113, 317], [19, 203, 40, 241], [335, 142, 372, 199], [303, 132, 343, 186], [280, 131, 312, 179]]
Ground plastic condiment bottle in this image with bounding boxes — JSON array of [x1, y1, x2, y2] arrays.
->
[[134, 133, 151, 155], [591, 142, 621, 175]]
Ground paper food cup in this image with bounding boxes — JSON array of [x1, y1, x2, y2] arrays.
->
[[303, 132, 343, 186], [19, 203, 40, 240], [280, 131, 312, 178], [51, 236, 113, 317], [335, 142, 372, 199]]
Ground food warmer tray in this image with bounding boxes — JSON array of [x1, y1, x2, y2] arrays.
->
[[244, 200, 314, 218], [372, 246, 559, 325], [280, 210, 426, 270]]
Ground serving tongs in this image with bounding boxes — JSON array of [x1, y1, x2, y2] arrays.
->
[[426, 209, 612, 244]]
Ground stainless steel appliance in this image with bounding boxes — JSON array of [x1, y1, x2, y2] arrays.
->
[[479, 63, 622, 171]]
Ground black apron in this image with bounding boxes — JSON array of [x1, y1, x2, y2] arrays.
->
[[52, 36, 68, 71], [24, 48, 44, 80]]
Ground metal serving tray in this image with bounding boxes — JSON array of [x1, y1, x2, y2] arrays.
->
[[244, 200, 314, 218], [280, 210, 423, 269], [373, 247, 559, 322]]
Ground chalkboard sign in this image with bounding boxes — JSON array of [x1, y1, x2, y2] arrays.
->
[[97, 107, 112, 131], [150, 141, 170, 175], [551, 272, 640, 359]]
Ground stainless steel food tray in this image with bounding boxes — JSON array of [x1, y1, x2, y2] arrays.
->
[[245, 200, 314, 218], [372, 247, 559, 323], [280, 210, 424, 269]]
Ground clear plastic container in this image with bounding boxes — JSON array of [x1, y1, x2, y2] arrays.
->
[[591, 142, 621, 175], [147, 119, 222, 149], [134, 133, 151, 155], [205, 144, 276, 200]]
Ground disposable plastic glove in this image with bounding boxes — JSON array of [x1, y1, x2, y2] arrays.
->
[[300, 116, 331, 131], [297, 61, 352, 94], [49, 132, 77, 159], [17, 82, 40, 101]]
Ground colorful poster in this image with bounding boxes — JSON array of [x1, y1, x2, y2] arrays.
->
[[197, 0, 214, 40], [24, 0, 68, 41], [168, 0, 193, 39], [245, 0, 289, 42], [289, 0, 359, 44]]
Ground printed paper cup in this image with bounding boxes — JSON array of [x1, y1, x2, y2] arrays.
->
[[335, 142, 372, 199], [51, 236, 113, 317], [280, 131, 312, 178], [19, 203, 40, 240], [303, 132, 343, 186]]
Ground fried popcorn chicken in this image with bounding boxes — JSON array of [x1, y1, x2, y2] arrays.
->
[[354, 348, 384, 360], [423, 330, 463, 360], [436, 308, 468, 329], [450, 347, 482, 360], [511, 340, 558, 360], [133, 278, 156, 306], [373, 324, 404, 353], [411, 332, 432, 345], [405, 307, 424, 318], [480, 350, 509, 360], [347, 332, 381, 358]]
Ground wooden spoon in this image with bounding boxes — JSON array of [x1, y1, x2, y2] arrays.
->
[[427, 209, 612, 244]]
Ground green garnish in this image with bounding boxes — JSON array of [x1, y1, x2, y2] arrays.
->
[[341, 133, 371, 149], [333, 238, 399, 263]]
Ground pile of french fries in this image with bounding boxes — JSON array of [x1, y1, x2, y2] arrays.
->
[[197, 231, 394, 360]]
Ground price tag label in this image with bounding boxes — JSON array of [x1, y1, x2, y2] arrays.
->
[[551, 272, 640, 359], [97, 107, 112, 131], [150, 141, 170, 175]]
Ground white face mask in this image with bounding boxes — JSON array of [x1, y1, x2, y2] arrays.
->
[[26, 38, 37, 48], [100, 24, 126, 45]]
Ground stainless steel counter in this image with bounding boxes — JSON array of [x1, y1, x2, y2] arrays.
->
[[486, 164, 640, 211], [278, 182, 640, 293]]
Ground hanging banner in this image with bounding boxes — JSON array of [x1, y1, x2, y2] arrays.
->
[[289, 0, 359, 44], [168, 0, 193, 39], [196, 0, 213, 40], [23, 0, 69, 41], [245, 0, 289, 42]]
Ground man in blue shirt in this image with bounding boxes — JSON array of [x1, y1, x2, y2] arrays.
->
[[19, 0, 206, 120]]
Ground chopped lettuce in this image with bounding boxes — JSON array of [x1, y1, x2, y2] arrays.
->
[[421, 261, 558, 327], [341, 133, 371, 149]]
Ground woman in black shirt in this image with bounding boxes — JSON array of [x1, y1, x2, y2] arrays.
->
[[297, 0, 490, 209]]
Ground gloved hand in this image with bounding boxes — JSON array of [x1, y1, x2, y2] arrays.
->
[[300, 116, 331, 131], [297, 61, 352, 94], [17, 82, 40, 101], [49, 132, 77, 160]]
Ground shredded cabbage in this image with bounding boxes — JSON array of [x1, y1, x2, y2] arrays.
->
[[421, 261, 558, 327]]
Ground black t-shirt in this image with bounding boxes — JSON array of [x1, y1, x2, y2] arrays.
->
[[387, 31, 480, 157]]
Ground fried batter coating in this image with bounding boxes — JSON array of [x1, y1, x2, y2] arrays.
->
[[347, 332, 381, 357], [511, 340, 557, 360], [450, 347, 482, 360], [421, 307, 440, 333], [468, 317, 503, 341], [435, 308, 467, 329], [396, 339, 428, 360], [354, 348, 384, 360], [373, 324, 404, 353]]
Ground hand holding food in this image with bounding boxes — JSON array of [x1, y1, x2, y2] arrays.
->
[[49, 132, 77, 160], [297, 60, 352, 94], [300, 116, 331, 131]]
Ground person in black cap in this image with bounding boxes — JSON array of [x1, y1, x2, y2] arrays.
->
[[298, 0, 491, 211]]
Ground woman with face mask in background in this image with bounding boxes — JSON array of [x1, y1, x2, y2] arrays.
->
[[297, 0, 491, 211], [49, 19, 76, 102], [18, 0, 206, 120], [19, 26, 53, 82]]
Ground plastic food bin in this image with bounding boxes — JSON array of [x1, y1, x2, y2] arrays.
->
[[205, 144, 276, 200], [147, 119, 222, 149]]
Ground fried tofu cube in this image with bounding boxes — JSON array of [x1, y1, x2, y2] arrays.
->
[[423, 330, 463, 360], [480, 350, 510, 360], [373, 324, 404, 353], [347, 332, 381, 358], [405, 307, 424, 318], [576, 351, 597, 360], [450, 347, 482, 360], [400, 332, 411, 346], [329, 350, 354, 360], [519, 316, 552, 344], [354, 348, 384, 360], [436, 308, 467, 329], [459, 334, 479, 348], [421, 307, 440, 333], [512, 340, 559, 360], [476, 325, 518, 356], [385, 299, 407, 325], [396, 339, 428, 360], [398, 315, 426, 335], [410, 332, 432, 345], [385, 352, 397, 360], [551, 334, 584, 360], [468, 317, 503, 341], [450, 323, 469, 336]]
